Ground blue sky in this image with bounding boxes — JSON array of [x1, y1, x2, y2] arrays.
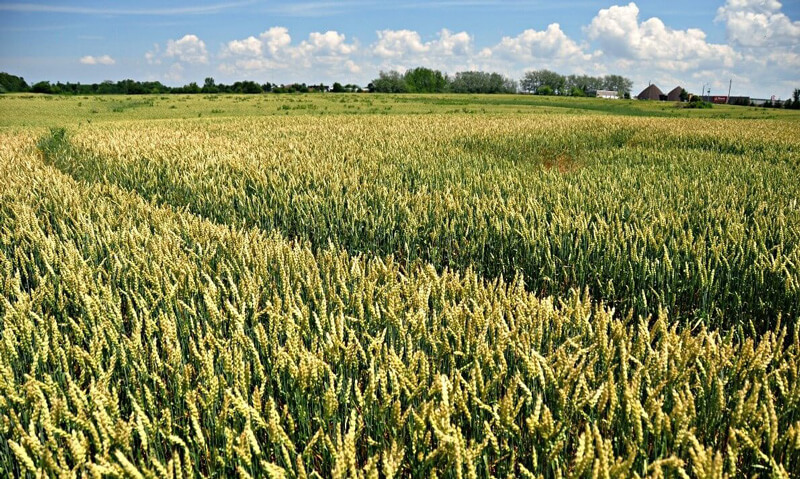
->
[[1, 0, 798, 98]]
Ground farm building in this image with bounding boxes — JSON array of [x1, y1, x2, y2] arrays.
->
[[637, 84, 665, 100], [667, 86, 684, 101], [594, 90, 619, 99], [728, 96, 751, 106]]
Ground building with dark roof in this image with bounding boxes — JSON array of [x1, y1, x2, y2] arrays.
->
[[667, 86, 684, 102], [637, 84, 664, 100]]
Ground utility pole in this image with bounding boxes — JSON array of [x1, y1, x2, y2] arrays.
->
[[726, 79, 732, 104]]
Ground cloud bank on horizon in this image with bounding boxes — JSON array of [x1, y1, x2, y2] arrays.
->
[[2, 0, 798, 98]]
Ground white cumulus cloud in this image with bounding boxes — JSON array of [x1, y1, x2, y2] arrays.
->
[[300, 31, 356, 56], [260, 27, 292, 56], [164, 34, 209, 64], [218, 27, 358, 80], [716, 0, 800, 48], [586, 2, 737, 70], [373, 29, 472, 60], [368, 29, 476, 75], [224, 36, 262, 57], [488, 24, 590, 62], [79, 54, 115, 65], [144, 35, 208, 83], [345, 60, 361, 74], [373, 29, 429, 58], [436, 29, 472, 56]]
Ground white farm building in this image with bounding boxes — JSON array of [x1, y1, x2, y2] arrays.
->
[[595, 90, 619, 99]]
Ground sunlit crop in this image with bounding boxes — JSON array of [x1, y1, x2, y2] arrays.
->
[[1, 97, 799, 478]]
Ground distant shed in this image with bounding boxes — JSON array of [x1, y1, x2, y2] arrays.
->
[[637, 84, 664, 100], [595, 90, 619, 99], [667, 86, 684, 102]]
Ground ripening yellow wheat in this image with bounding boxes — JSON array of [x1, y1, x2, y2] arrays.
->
[[1, 105, 799, 478]]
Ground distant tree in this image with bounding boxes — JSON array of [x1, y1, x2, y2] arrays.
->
[[95, 80, 114, 94], [564, 74, 603, 95], [273, 83, 308, 93], [679, 88, 689, 102], [117, 79, 146, 94], [520, 70, 541, 93], [450, 71, 516, 93], [537, 85, 554, 96], [602, 74, 633, 97], [686, 95, 712, 108], [31, 81, 53, 94], [569, 86, 586, 97], [370, 71, 407, 93], [332, 82, 345, 92], [520, 70, 564, 94], [403, 67, 448, 93], [148, 82, 169, 94], [229, 81, 261, 94], [202, 77, 219, 93], [543, 71, 565, 94], [0, 72, 30, 93], [261, 82, 273, 93]]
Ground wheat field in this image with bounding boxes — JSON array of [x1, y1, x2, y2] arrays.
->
[[1, 95, 799, 478]]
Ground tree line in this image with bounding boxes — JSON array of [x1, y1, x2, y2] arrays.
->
[[369, 69, 517, 94], [368, 68, 633, 97], [3, 71, 798, 106], [519, 70, 634, 97], [0, 73, 363, 95], [762, 89, 800, 109]]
